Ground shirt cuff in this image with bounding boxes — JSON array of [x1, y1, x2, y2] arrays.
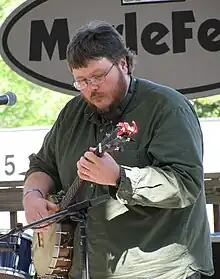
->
[[116, 166, 135, 204]]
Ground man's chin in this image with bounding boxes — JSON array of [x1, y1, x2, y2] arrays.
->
[[95, 103, 110, 112], [89, 99, 110, 111], [86, 97, 113, 112]]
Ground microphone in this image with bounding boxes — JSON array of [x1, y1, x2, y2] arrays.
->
[[0, 92, 17, 106]]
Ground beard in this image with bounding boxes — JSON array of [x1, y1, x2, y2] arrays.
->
[[85, 68, 129, 113]]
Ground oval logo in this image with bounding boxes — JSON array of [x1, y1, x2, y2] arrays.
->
[[0, 0, 219, 98]]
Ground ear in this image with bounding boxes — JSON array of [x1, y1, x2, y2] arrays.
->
[[119, 58, 128, 75]]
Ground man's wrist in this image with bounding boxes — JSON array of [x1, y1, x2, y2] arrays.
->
[[115, 174, 121, 188], [115, 165, 126, 188]]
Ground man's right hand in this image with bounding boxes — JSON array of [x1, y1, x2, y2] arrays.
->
[[23, 191, 59, 232]]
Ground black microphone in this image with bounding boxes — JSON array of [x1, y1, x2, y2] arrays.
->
[[0, 91, 17, 106]]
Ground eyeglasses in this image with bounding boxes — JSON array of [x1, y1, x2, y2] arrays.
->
[[72, 63, 115, 91]]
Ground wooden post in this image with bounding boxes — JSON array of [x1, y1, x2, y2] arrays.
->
[[213, 205, 220, 232], [10, 211, 17, 229]]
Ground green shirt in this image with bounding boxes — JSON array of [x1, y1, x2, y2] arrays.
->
[[27, 77, 214, 279]]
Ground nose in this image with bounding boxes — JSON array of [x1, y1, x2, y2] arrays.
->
[[87, 82, 100, 90], [82, 83, 100, 98], [84, 83, 100, 96]]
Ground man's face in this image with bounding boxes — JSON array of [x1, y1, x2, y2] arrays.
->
[[71, 58, 129, 111]]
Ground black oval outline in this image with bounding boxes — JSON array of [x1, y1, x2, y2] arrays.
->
[[121, 0, 186, 6], [1, 0, 220, 96]]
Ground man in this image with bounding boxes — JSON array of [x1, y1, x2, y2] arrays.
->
[[23, 20, 213, 279]]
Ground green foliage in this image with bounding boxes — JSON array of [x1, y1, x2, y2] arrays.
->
[[193, 96, 220, 118], [0, 0, 219, 129], [0, 0, 71, 128], [0, 56, 71, 127]]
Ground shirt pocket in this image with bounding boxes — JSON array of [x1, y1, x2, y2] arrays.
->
[[113, 147, 152, 168], [112, 149, 141, 167]]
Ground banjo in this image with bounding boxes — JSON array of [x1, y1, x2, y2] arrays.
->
[[32, 121, 138, 278]]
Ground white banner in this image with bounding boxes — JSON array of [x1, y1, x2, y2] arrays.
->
[[0, 126, 49, 181], [0, 119, 219, 182], [0, 0, 219, 98]]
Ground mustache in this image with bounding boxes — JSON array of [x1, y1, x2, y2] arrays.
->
[[90, 91, 103, 99]]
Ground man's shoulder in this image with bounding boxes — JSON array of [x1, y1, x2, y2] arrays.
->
[[55, 94, 86, 126], [65, 94, 85, 108], [135, 77, 191, 110], [62, 94, 86, 114], [136, 77, 182, 98]]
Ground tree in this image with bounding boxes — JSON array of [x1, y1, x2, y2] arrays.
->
[[0, 56, 71, 127], [193, 96, 220, 118], [0, 0, 72, 128]]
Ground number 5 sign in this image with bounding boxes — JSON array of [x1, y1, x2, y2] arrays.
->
[[0, 127, 50, 181], [4, 155, 16, 176]]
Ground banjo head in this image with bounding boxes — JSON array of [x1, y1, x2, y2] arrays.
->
[[32, 222, 74, 277]]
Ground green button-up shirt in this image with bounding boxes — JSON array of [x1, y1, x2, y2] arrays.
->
[[26, 77, 213, 279]]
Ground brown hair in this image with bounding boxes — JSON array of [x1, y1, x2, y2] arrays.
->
[[66, 20, 136, 74]]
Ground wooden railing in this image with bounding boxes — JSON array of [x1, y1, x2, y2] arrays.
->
[[0, 180, 23, 229], [0, 172, 220, 230], [204, 173, 220, 232]]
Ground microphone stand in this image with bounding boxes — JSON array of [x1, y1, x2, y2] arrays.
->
[[0, 194, 110, 279], [77, 209, 89, 279]]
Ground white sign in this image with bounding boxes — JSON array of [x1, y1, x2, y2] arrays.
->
[[0, 119, 219, 182], [0, 0, 220, 98], [0, 126, 49, 181]]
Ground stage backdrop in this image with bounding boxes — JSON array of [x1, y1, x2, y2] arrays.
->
[[0, 0, 219, 98]]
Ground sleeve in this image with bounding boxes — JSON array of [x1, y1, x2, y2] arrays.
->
[[116, 106, 204, 209], [24, 107, 67, 192]]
